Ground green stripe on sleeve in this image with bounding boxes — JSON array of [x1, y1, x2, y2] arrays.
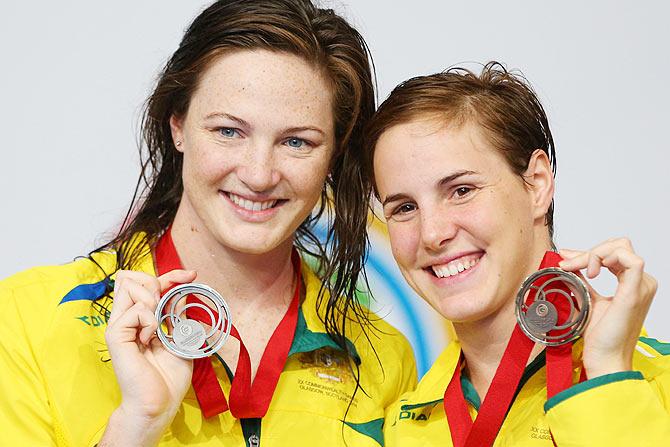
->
[[639, 337, 670, 355], [544, 371, 644, 413]]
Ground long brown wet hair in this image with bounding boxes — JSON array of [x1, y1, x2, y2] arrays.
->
[[92, 0, 376, 361]]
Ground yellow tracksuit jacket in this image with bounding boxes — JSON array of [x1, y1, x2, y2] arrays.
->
[[385, 338, 670, 446], [0, 247, 417, 446]]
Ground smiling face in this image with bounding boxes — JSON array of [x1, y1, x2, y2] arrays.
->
[[170, 50, 335, 255], [373, 118, 554, 323]]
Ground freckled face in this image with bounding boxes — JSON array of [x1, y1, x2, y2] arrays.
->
[[171, 50, 335, 255], [373, 119, 542, 323]]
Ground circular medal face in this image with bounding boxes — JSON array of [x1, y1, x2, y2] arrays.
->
[[154, 283, 232, 359], [525, 300, 558, 334], [172, 319, 207, 352], [515, 267, 590, 346]]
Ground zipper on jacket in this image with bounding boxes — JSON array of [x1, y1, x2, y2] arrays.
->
[[213, 354, 262, 446], [242, 418, 261, 447]]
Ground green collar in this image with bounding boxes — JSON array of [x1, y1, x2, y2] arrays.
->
[[288, 308, 360, 363], [401, 345, 548, 411], [458, 350, 547, 411]]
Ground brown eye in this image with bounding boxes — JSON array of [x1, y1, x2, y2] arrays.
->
[[454, 186, 473, 198], [396, 203, 416, 214]]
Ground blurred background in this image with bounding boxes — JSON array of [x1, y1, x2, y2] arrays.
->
[[2, 1, 668, 376]]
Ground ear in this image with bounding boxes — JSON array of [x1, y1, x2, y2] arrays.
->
[[169, 114, 185, 153], [524, 149, 554, 221]]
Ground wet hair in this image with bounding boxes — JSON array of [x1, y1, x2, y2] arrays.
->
[[93, 0, 376, 361], [365, 61, 557, 237]]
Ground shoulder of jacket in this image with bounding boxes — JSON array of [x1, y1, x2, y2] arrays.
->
[[630, 336, 670, 383], [0, 251, 118, 311]]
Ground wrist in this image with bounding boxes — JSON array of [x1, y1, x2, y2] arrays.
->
[[583, 356, 632, 379], [98, 406, 172, 447]]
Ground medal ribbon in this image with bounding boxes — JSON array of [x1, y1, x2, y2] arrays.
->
[[155, 228, 301, 419], [444, 251, 579, 447]]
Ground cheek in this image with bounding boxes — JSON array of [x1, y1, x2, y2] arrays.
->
[[306, 162, 329, 187], [184, 146, 232, 183], [388, 223, 420, 267], [289, 153, 332, 199], [461, 191, 533, 252], [458, 192, 508, 242]]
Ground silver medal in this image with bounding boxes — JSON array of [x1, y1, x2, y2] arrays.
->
[[515, 267, 590, 346], [155, 283, 232, 359]]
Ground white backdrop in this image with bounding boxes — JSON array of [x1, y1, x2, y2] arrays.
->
[[2, 2, 669, 368]]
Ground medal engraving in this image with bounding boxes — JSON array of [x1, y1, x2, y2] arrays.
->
[[525, 301, 558, 334], [173, 319, 207, 352]]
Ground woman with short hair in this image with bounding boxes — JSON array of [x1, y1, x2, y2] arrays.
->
[[366, 62, 669, 446]]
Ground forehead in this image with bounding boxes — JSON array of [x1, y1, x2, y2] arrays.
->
[[188, 49, 333, 125], [373, 119, 508, 192], [374, 118, 505, 172]]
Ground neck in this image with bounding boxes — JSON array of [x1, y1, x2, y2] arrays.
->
[[453, 239, 552, 399], [169, 206, 296, 314], [454, 304, 545, 399]]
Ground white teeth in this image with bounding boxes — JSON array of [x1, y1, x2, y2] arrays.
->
[[431, 256, 480, 278], [228, 193, 277, 211]]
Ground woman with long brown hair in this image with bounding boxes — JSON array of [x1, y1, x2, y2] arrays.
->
[[366, 62, 669, 446], [0, 1, 416, 446]]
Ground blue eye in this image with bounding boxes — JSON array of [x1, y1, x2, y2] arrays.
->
[[286, 137, 305, 148], [219, 127, 238, 138]]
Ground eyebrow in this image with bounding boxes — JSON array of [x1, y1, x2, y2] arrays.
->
[[203, 112, 250, 128], [282, 126, 325, 136], [437, 170, 477, 187], [203, 113, 325, 136], [381, 170, 477, 207]]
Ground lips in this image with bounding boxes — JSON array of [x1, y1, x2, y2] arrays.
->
[[429, 252, 483, 278]]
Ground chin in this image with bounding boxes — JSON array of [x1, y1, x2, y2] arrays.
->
[[226, 237, 281, 255], [428, 290, 492, 323], [434, 301, 475, 323]]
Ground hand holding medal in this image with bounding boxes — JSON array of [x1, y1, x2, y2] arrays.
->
[[558, 238, 657, 378], [104, 269, 197, 443]]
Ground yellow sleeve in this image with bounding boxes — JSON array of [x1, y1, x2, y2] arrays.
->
[[396, 334, 419, 398], [0, 283, 59, 446], [545, 364, 670, 445]]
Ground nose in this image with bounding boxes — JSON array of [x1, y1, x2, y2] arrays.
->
[[419, 204, 457, 252], [237, 141, 281, 192]]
